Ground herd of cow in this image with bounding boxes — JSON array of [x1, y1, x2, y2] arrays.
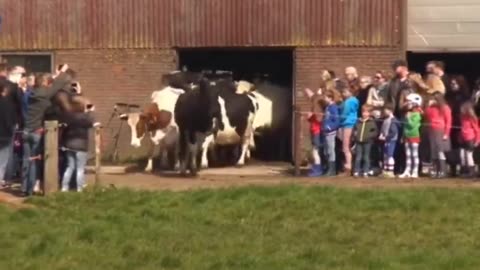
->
[[119, 70, 290, 176]]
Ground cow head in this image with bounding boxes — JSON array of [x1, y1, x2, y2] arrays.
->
[[119, 103, 173, 148]]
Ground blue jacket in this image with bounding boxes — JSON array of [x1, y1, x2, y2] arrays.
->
[[322, 103, 340, 134], [340, 96, 359, 128]]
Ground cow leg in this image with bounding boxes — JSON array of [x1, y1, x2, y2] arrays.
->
[[188, 132, 204, 177], [249, 132, 255, 150], [178, 129, 188, 176], [188, 143, 197, 176], [167, 146, 179, 171], [159, 143, 170, 170], [201, 134, 215, 169], [236, 141, 249, 167], [145, 158, 154, 173]]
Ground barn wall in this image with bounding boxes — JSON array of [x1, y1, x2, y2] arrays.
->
[[54, 48, 177, 160], [0, 0, 402, 49], [294, 47, 403, 158]]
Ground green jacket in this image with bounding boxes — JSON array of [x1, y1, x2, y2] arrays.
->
[[354, 118, 378, 143], [403, 110, 422, 139]]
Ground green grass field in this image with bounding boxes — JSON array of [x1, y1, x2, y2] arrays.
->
[[1, 186, 480, 270]]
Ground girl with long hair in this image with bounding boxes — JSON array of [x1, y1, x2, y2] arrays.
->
[[459, 101, 480, 178], [424, 93, 452, 178]]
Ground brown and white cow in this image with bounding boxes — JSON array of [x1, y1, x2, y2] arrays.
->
[[120, 85, 185, 172]]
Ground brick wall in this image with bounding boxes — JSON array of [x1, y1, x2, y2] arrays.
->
[[293, 47, 404, 161], [55, 49, 177, 161]]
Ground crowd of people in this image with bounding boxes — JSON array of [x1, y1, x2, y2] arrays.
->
[[0, 63, 99, 197], [305, 60, 480, 179]]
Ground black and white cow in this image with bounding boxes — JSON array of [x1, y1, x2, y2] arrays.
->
[[236, 75, 291, 160], [174, 73, 256, 176]]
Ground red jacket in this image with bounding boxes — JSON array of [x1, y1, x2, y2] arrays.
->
[[308, 114, 321, 135], [461, 115, 480, 143], [425, 105, 452, 137]]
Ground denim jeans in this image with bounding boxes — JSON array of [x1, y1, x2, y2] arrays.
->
[[5, 134, 20, 182], [22, 132, 42, 195], [323, 133, 336, 162], [311, 133, 322, 165], [61, 151, 88, 191], [384, 141, 397, 159], [0, 142, 12, 180], [354, 142, 373, 174]]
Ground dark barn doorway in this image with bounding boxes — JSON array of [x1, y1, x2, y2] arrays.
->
[[178, 48, 294, 163], [407, 52, 480, 90]]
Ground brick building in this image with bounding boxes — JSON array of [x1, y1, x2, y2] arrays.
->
[[0, 0, 406, 161]]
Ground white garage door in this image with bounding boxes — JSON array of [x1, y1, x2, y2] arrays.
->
[[408, 0, 480, 52]]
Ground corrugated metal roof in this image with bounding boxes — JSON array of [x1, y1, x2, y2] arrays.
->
[[0, 0, 402, 50]]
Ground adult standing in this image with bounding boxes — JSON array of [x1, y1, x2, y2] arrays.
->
[[22, 64, 71, 197], [445, 75, 470, 176], [338, 88, 359, 176], [373, 71, 391, 102], [0, 64, 24, 187], [345, 66, 360, 96], [60, 98, 99, 192], [385, 60, 412, 118], [426, 61, 449, 93]]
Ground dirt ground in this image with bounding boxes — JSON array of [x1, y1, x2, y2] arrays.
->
[[2, 164, 480, 208], [86, 173, 480, 192]]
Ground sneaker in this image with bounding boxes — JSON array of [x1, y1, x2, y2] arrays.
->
[[398, 172, 411, 179], [77, 188, 83, 193], [363, 173, 369, 178], [307, 165, 323, 177], [353, 172, 360, 178], [61, 188, 69, 193]]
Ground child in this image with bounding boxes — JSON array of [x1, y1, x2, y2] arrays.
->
[[322, 91, 340, 176], [424, 93, 452, 178], [339, 88, 359, 176], [353, 105, 378, 177], [378, 103, 399, 178], [399, 93, 423, 179], [305, 91, 324, 177], [459, 101, 480, 178]]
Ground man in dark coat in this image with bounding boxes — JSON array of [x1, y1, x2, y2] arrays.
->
[[385, 60, 412, 118], [22, 64, 72, 196], [0, 64, 24, 185]]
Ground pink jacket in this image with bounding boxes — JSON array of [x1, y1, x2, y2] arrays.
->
[[461, 115, 480, 143]]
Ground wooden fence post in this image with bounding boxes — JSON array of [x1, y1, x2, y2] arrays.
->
[[43, 121, 59, 195], [94, 126, 102, 186]]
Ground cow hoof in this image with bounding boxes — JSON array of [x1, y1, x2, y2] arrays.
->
[[201, 163, 209, 169], [235, 163, 245, 168]]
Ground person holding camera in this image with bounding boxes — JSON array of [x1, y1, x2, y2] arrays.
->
[[60, 97, 99, 192], [22, 64, 72, 196]]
